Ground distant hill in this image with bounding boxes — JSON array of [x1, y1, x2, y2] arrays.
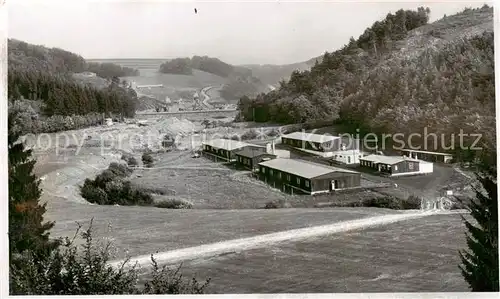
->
[[158, 55, 269, 103], [237, 5, 495, 163], [241, 57, 321, 87]]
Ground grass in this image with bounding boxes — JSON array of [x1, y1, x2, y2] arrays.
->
[[44, 198, 396, 259], [163, 213, 468, 293]]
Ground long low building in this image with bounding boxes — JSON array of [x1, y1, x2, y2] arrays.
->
[[359, 154, 433, 176], [258, 158, 361, 195], [201, 139, 265, 162], [400, 149, 453, 163], [281, 132, 341, 152]]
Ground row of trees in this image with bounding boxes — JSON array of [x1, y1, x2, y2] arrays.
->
[[9, 39, 139, 78], [236, 6, 495, 162], [8, 65, 137, 118], [159, 55, 252, 78]]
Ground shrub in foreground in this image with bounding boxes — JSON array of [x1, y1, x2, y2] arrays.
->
[[155, 198, 193, 209], [10, 221, 210, 295]]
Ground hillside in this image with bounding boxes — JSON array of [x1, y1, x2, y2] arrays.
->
[[237, 5, 495, 163], [241, 56, 320, 87], [158, 55, 269, 103], [8, 39, 139, 134]]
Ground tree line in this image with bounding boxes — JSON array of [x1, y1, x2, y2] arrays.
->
[[8, 39, 140, 134], [159, 55, 252, 78], [236, 6, 495, 163]]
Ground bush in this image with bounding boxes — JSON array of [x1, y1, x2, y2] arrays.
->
[[10, 221, 210, 295], [80, 164, 153, 206], [155, 198, 193, 209], [402, 195, 422, 209], [142, 153, 154, 168], [264, 199, 291, 209], [121, 153, 138, 167], [240, 129, 259, 140]]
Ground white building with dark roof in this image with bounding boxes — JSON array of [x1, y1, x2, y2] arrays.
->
[[359, 154, 433, 176]]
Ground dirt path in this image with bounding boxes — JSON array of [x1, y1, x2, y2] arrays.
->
[[110, 209, 454, 269]]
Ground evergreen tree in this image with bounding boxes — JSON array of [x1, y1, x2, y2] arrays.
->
[[8, 108, 59, 262], [459, 168, 499, 291]]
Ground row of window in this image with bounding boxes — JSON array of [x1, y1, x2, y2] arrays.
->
[[238, 156, 251, 165], [260, 167, 310, 187], [360, 160, 399, 171]]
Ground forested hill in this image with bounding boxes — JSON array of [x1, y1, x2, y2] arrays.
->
[[159, 55, 270, 102], [8, 39, 139, 134], [237, 5, 495, 162], [8, 39, 139, 78], [159, 55, 252, 78]]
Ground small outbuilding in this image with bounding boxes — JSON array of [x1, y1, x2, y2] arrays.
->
[[258, 158, 361, 195], [400, 149, 453, 163], [233, 147, 277, 171], [359, 154, 433, 176]]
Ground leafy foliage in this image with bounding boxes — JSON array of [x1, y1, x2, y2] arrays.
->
[[158, 58, 193, 75], [459, 169, 498, 291], [10, 221, 211, 295], [80, 163, 154, 206], [142, 153, 154, 168], [154, 198, 194, 209]]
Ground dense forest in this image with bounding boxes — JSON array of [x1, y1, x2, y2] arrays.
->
[[159, 55, 251, 78], [237, 6, 495, 162], [8, 39, 139, 78], [8, 39, 138, 134]]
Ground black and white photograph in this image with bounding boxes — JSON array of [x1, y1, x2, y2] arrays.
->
[[2, 0, 498, 296]]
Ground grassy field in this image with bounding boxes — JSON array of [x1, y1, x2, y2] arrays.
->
[[162, 213, 468, 293], [124, 69, 227, 89], [45, 197, 397, 259]]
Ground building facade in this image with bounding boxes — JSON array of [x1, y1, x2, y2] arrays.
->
[[258, 158, 361, 195], [234, 147, 277, 171], [359, 155, 433, 176], [201, 139, 264, 162], [281, 132, 341, 152]]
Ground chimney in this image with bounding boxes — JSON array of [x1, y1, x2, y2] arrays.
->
[[272, 140, 276, 155]]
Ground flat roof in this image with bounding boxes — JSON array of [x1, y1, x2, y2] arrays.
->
[[258, 158, 359, 179], [202, 139, 264, 151], [360, 154, 419, 165], [400, 149, 453, 156], [233, 147, 275, 159], [281, 132, 339, 144]]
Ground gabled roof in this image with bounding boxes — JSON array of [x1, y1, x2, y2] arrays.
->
[[202, 139, 264, 151], [258, 158, 359, 179], [281, 132, 340, 144], [233, 147, 276, 159], [360, 154, 419, 165]]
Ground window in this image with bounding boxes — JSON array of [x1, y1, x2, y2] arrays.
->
[[262, 167, 266, 173], [270, 169, 273, 175], [296, 177, 301, 184], [348, 157, 351, 163], [305, 180, 310, 187], [394, 165, 398, 171], [287, 175, 291, 181], [278, 172, 282, 179], [409, 162, 414, 170]]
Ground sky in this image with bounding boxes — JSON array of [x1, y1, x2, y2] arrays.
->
[[8, 0, 491, 65]]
